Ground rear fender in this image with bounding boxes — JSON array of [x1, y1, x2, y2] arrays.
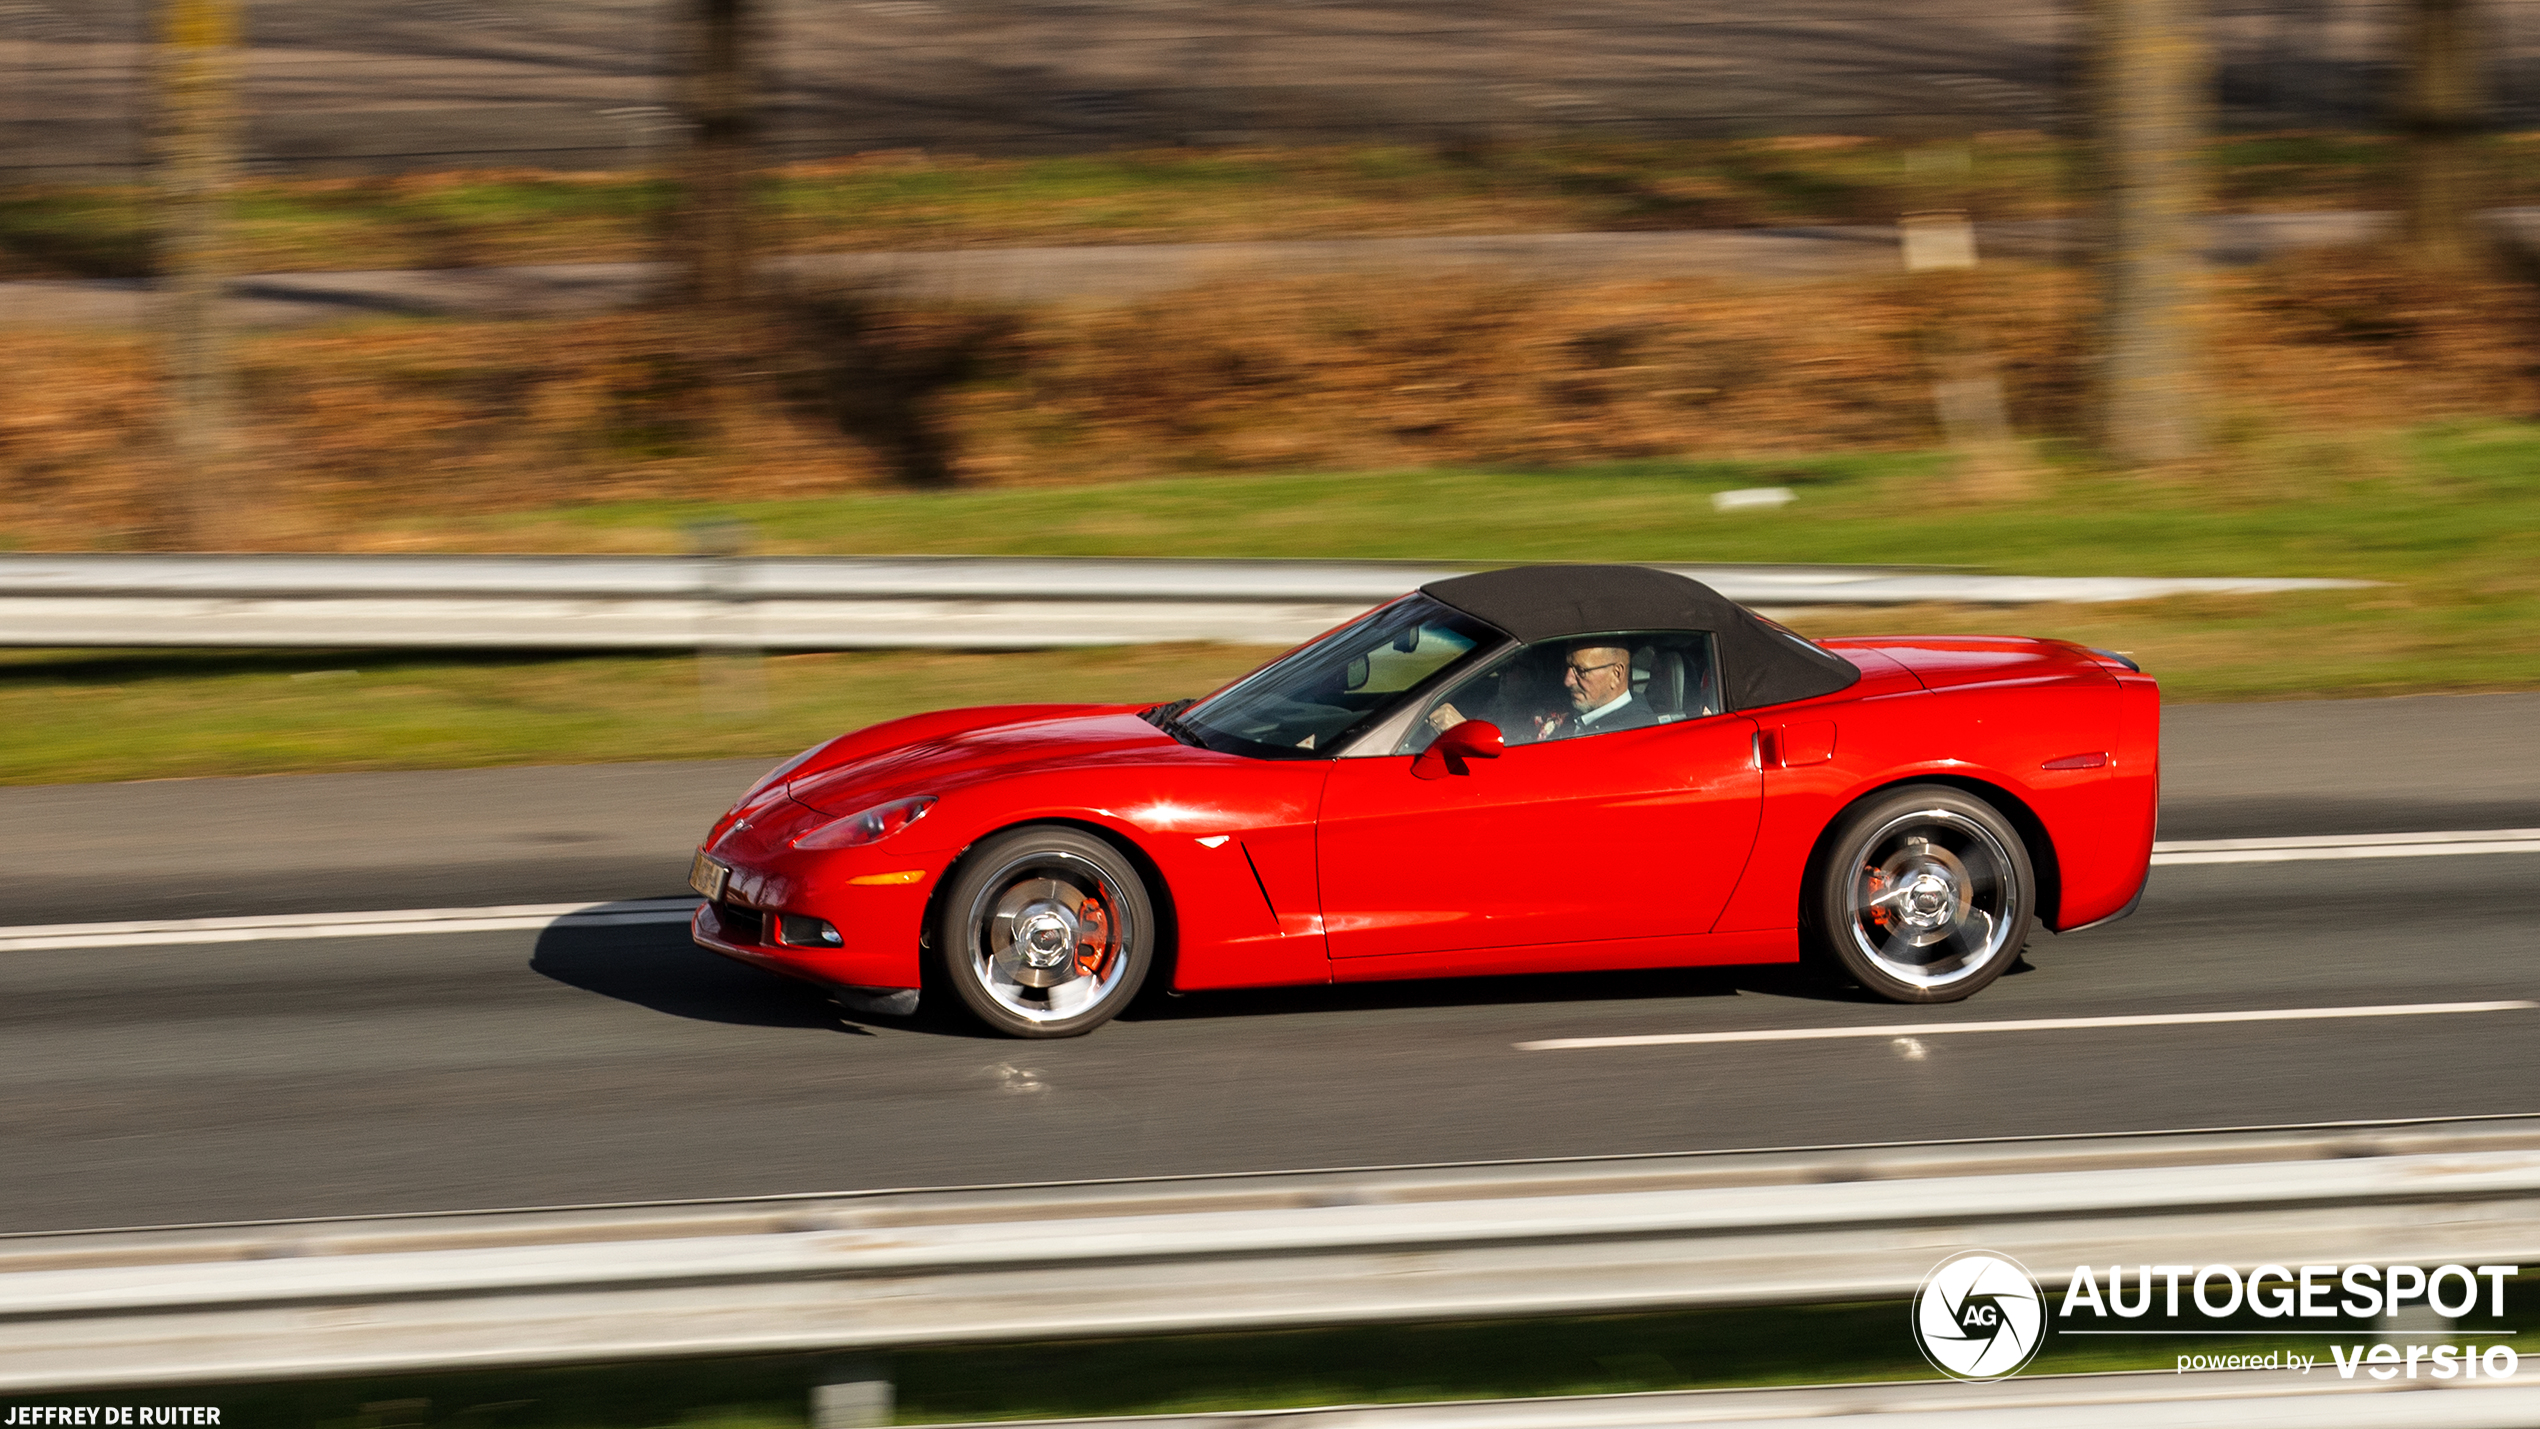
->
[[1715, 678, 2119, 935]]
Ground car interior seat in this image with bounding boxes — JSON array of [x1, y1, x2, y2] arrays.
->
[[1638, 645, 1688, 721], [1688, 641, 1720, 717]]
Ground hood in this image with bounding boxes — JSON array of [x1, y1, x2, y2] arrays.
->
[[1846, 636, 2127, 691], [770, 704, 1119, 794], [785, 706, 1176, 816]]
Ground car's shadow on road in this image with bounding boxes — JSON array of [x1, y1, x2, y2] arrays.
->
[[529, 908, 2002, 1039], [529, 910, 858, 1033]]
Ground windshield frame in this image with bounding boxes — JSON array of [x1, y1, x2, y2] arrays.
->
[[1173, 594, 1511, 760]]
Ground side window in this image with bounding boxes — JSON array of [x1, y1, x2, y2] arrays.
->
[[1399, 630, 1720, 752]]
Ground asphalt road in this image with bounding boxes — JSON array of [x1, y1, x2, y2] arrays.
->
[[1, 692, 2535, 1233]]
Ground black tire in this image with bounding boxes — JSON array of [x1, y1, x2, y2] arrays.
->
[[1802, 785, 2035, 1004], [934, 826, 1155, 1038]]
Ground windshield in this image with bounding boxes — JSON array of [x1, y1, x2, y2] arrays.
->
[[1176, 595, 1500, 759]]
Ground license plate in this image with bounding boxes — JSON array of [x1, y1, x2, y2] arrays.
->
[[688, 851, 731, 901]]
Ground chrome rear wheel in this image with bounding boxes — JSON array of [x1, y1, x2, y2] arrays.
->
[[1809, 787, 2034, 1003]]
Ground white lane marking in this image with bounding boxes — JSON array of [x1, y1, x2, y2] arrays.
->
[[0, 898, 701, 953], [2160, 828, 2540, 851], [1515, 1001, 2537, 1052], [2153, 828, 2540, 865]]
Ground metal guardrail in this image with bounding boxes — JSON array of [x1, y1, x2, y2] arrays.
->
[[0, 555, 2372, 650], [2, 1118, 2535, 1393], [945, 1372, 2540, 1429]]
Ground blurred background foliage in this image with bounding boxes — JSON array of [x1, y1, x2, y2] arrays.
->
[[4, 0, 2539, 782], [7, 248, 2539, 543]]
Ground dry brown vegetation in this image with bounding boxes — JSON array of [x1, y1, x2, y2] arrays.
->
[[4, 249, 2536, 548]]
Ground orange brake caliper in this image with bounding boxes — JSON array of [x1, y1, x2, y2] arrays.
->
[[1863, 865, 1894, 931], [1074, 885, 1113, 977]]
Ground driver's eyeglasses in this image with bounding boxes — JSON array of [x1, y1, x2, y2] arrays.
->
[[1563, 660, 1625, 682]]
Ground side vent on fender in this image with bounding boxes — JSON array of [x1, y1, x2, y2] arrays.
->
[[1238, 841, 1281, 923]]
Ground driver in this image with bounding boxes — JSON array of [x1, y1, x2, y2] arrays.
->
[[1426, 640, 1656, 743]]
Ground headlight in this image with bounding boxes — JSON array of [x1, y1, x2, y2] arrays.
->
[[790, 795, 936, 850]]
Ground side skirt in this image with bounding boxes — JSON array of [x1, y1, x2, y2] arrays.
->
[[1330, 928, 1800, 983]]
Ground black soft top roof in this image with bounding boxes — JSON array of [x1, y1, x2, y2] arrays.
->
[[1421, 564, 1861, 711]]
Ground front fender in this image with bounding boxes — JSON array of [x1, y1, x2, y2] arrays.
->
[[914, 761, 1333, 993]]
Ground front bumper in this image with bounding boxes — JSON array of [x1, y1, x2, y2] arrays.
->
[[691, 898, 923, 992], [2058, 880, 2146, 936]]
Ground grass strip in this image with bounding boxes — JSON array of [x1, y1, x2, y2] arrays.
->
[[399, 428, 2528, 579], [0, 645, 1279, 786], [6, 132, 2538, 280], [2, 1287, 2522, 1428]]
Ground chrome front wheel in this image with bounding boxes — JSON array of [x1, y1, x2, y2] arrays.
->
[[1808, 787, 2034, 1003], [938, 827, 1153, 1037]]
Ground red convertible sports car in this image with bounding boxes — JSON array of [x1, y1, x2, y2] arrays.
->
[[690, 564, 2159, 1037]]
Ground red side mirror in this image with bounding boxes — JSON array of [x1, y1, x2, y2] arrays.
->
[[1412, 720, 1505, 780]]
